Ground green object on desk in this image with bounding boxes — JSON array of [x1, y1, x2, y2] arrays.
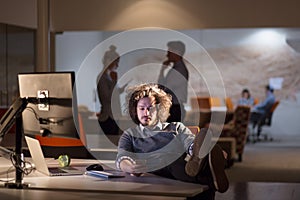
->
[[58, 155, 70, 167]]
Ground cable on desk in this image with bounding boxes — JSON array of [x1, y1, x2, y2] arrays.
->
[[10, 153, 34, 176], [0, 153, 35, 184], [0, 166, 15, 183]]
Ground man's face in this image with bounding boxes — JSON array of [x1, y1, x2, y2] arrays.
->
[[137, 96, 158, 127]]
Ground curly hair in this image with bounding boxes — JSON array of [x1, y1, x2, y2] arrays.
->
[[125, 83, 172, 124]]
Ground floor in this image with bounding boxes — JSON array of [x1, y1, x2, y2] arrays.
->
[[215, 182, 300, 200], [215, 130, 300, 200]]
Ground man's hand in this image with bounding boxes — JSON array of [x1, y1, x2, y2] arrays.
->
[[162, 59, 172, 66], [119, 159, 147, 177], [110, 71, 118, 81]]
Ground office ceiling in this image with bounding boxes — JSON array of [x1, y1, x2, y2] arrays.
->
[[50, 0, 300, 32]]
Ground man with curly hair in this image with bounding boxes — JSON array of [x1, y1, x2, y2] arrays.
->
[[115, 83, 229, 200]]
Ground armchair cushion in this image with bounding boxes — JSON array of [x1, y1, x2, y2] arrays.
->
[[209, 106, 250, 161]]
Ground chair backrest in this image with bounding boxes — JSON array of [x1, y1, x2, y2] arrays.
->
[[34, 113, 94, 159], [253, 98, 259, 105], [225, 97, 234, 111], [234, 105, 251, 130], [233, 105, 251, 154], [270, 100, 280, 113], [35, 113, 87, 147], [209, 97, 222, 107], [219, 105, 251, 157], [190, 97, 210, 110], [265, 100, 280, 126]]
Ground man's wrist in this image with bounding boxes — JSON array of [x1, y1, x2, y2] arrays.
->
[[116, 156, 135, 170]]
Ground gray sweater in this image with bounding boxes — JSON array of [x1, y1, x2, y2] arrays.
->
[[116, 122, 195, 172]]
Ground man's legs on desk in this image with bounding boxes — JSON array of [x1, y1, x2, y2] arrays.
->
[[152, 129, 229, 200], [185, 128, 229, 193], [152, 154, 215, 200]]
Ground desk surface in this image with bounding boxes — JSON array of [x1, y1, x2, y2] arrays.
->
[[0, 157, 208, 199], [0, 187, 185, 200]]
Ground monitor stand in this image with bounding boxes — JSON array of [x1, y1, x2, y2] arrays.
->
[[5, 114, 28, 189], [0, 97, 29, 189]]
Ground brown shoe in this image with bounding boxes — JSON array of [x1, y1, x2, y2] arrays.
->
[[209, 145, 229, 193], [185, 128, 210, 177]]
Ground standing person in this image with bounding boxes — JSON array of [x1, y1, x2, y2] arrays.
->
[[158, 41, 189, 122], [116, 83, 229, 200], [237, 88, 255, 107], [96, 45, 125, 135]]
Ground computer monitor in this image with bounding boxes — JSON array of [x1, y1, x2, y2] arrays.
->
[[18, 71, 79, 139]]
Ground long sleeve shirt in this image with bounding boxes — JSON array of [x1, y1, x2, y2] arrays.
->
[[238, 97, 254, 106], [252, 91, 275, 114], [116, 122, 195, 172]]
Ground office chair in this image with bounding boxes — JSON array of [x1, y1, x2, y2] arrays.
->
[[205, 105, 251, 162], [34, 113, 94, 159], [248, 100, 280, 142], [225, 97, 234, 112], [219, 105, 251, 162], [255, 100, 280, 141], [209, 97, 222, 107]]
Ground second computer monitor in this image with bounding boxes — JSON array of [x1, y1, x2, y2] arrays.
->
[[18, 71, 79, 139]]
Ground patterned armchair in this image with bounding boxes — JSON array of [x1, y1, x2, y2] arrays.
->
[[219, 105, 251, 162]]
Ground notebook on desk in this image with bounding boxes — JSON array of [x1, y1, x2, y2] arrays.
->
[[85, 170, 125, 179], [25, 136, 83, 176]]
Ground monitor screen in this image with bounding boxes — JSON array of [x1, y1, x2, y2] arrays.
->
[[18, 72, 79, 139]]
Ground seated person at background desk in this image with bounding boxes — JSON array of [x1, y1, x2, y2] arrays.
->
[[237, 88, 255, 107], [115, 83, 229, 200], [250, 85, 276, 135]]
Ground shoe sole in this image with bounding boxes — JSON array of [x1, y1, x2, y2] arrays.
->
[[209, 145, 229, 193], [185, 128, 208, 177]]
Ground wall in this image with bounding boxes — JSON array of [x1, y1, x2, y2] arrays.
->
[[55, 28, 300, 106], [0, 24, 35, 107], [0, 0, 37, 29], [55, 28, 300, 136]]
